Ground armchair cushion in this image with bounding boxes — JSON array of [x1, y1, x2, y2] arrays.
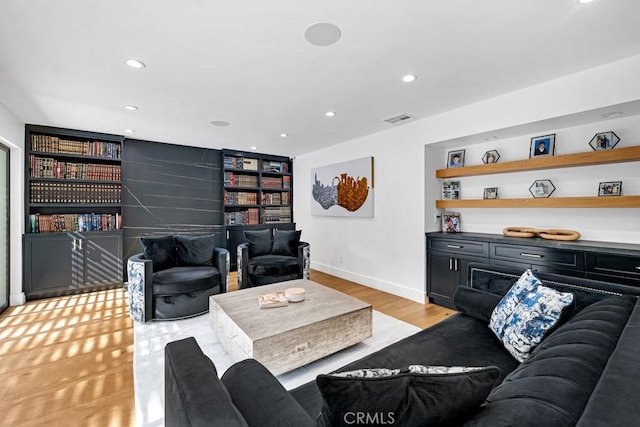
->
[[153, 266, 221, 295], [272, 229, 301, 257], [176, 234, 215, 266], [244, 229, 273, 257], [141, 235, 177, 270]]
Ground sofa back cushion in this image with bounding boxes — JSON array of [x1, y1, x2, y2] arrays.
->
[[272, 229, 301, 257], [454, 286, 502, 323], [175, 234, 215, 266], [244, 229, 273, 257], [465, 296, 636, 427], [141, 235, 176, 271]]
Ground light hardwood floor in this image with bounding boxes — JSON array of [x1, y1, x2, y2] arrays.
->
[[0, 270, 455, 426]]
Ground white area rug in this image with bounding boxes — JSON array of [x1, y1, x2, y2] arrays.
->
[[133, 310, 420, 427]]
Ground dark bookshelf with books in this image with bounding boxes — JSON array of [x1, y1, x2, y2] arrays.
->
[[23, 124, 124, 299], [222, 149, 295, 269]]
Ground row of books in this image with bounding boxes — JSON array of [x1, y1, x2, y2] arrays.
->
[[31, 134, 121, 159], [224, 191, 259, 206], [29, 213, 122, 233], [224, 172, 259, 188], [224, 208, 260, 225], [30, 182, 121, 204], [262, 160, 289, 173], [262, 192, 290, 205], [29, 155, 121, 181], [262, 176, 286, 189], [224, 155, 259, 171], [262, 206, 292, 223]]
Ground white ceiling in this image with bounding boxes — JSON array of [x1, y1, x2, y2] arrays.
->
[[1, 0, 640, 157]]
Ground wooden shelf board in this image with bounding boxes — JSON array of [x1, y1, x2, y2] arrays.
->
[[436, 145, 640, 178], [436, 195, 640, 208]]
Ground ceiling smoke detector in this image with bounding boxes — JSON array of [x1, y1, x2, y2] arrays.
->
[[383, 113, 416, 125]]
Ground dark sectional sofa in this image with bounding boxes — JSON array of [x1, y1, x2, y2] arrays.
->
[[164, 263, 640, 426]]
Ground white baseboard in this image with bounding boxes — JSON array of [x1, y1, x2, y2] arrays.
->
[[312, 262, 425, 304], [10, 292, 26, 306]]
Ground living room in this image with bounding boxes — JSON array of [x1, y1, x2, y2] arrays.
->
[[1, 1, 640, 426]]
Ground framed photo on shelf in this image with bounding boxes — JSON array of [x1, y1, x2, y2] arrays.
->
[[441, 181, 460, 200], [447, 149, 465, 168], [483, 187, 498, 199], [482, 150, 500, 164], [589, 132, 620, 151], [529, 134, 556, 158], [441, 212, 461, 233], [529, 179, 555, 198], [598, 181, 622, 196]]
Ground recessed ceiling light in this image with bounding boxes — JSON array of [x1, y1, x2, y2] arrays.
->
[[250, 146, 257, 150], [325, 111, 336, 117], [211, 120, 231, 127], [125, 58, 146, 69], [124, 129, 135, 134], [124, 105, 139, 111], [402, 74, 417, 83], [280, 133, 288, 138], [579, 0, 595, 4], [601, 112, 623, 118], [304, 23, 341, 47], [485, 136, 498, 141]]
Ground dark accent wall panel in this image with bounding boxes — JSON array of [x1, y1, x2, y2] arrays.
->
[[122, 139, 223, 265]]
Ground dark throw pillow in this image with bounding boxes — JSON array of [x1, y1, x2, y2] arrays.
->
[[316, 365, 501, 427], [244, 229, 273, 257], [140, 235, 177, 271], [175, 234, 215, 266], [454, 286, 503, 323], [272, 229, 301, 257]]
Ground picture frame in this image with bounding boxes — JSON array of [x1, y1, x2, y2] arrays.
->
[[482, 150, 500, 164], [441, 181, 460, 200], [529, 179, 555, 198], [598, 181, 622, 196], [483, 187, 498, 199], [441, 212, 461, 233], [529, 134, 556, 158], [447, 149, 465, 168], [589, 131, 620, 151]]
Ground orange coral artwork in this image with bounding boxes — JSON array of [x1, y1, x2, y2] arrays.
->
[[311, 157, 374, 217]]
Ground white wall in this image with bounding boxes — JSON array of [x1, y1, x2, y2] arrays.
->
[[0, 101, 25, 305], [294, 54, 640, 303]]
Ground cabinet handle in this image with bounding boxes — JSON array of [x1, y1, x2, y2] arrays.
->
[[449, 258, 453, 270], [446, 244, 462, 249], [635, 266, 640, 270], [72, 239, 77, 251], [520, 253, 542, 258], [454, 258, 459, 271], [227, 230, 230, 239], [78, 239, 82, 250]]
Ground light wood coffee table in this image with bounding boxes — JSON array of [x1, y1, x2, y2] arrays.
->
[[209, 279, 372, 375]]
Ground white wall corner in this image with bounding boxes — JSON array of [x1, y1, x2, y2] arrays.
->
[[10, 291, 25, 306]]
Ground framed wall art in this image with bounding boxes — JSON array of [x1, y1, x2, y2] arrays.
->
[[447, 150, 465, 168], [311, 156, 374, 217], [483, 187, 498, 199], [441, 212, 461, 233], [530, 134, 556, 158], [441, 181, 460, 200]]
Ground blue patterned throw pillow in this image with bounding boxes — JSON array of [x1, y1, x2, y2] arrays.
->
[[489, 269, 574, 362]]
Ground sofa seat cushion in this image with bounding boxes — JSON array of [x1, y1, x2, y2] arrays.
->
[[465, 296, 636, 427], [248, 255, 299, 276], [153, 266, 221, 295]]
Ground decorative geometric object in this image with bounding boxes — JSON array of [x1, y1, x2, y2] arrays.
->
[[482, 150, 500, 164], [589, 131, 620, 150], [529, 179, 555, 198]]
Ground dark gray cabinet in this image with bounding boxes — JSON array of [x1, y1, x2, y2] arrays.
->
[[426, 237, 489, 308], [426, 232, 640, 308], [24, 231, 123, 299]]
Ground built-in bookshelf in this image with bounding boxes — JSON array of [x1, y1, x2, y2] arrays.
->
[[25, 125, 124, 233], [222, 150, 293, 226]]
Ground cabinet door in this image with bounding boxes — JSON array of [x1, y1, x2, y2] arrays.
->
[[586, 252, 640, 286], [24, 234, 76, 298], [80, 233, 123, 289], [427, 252, 456, 304]]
